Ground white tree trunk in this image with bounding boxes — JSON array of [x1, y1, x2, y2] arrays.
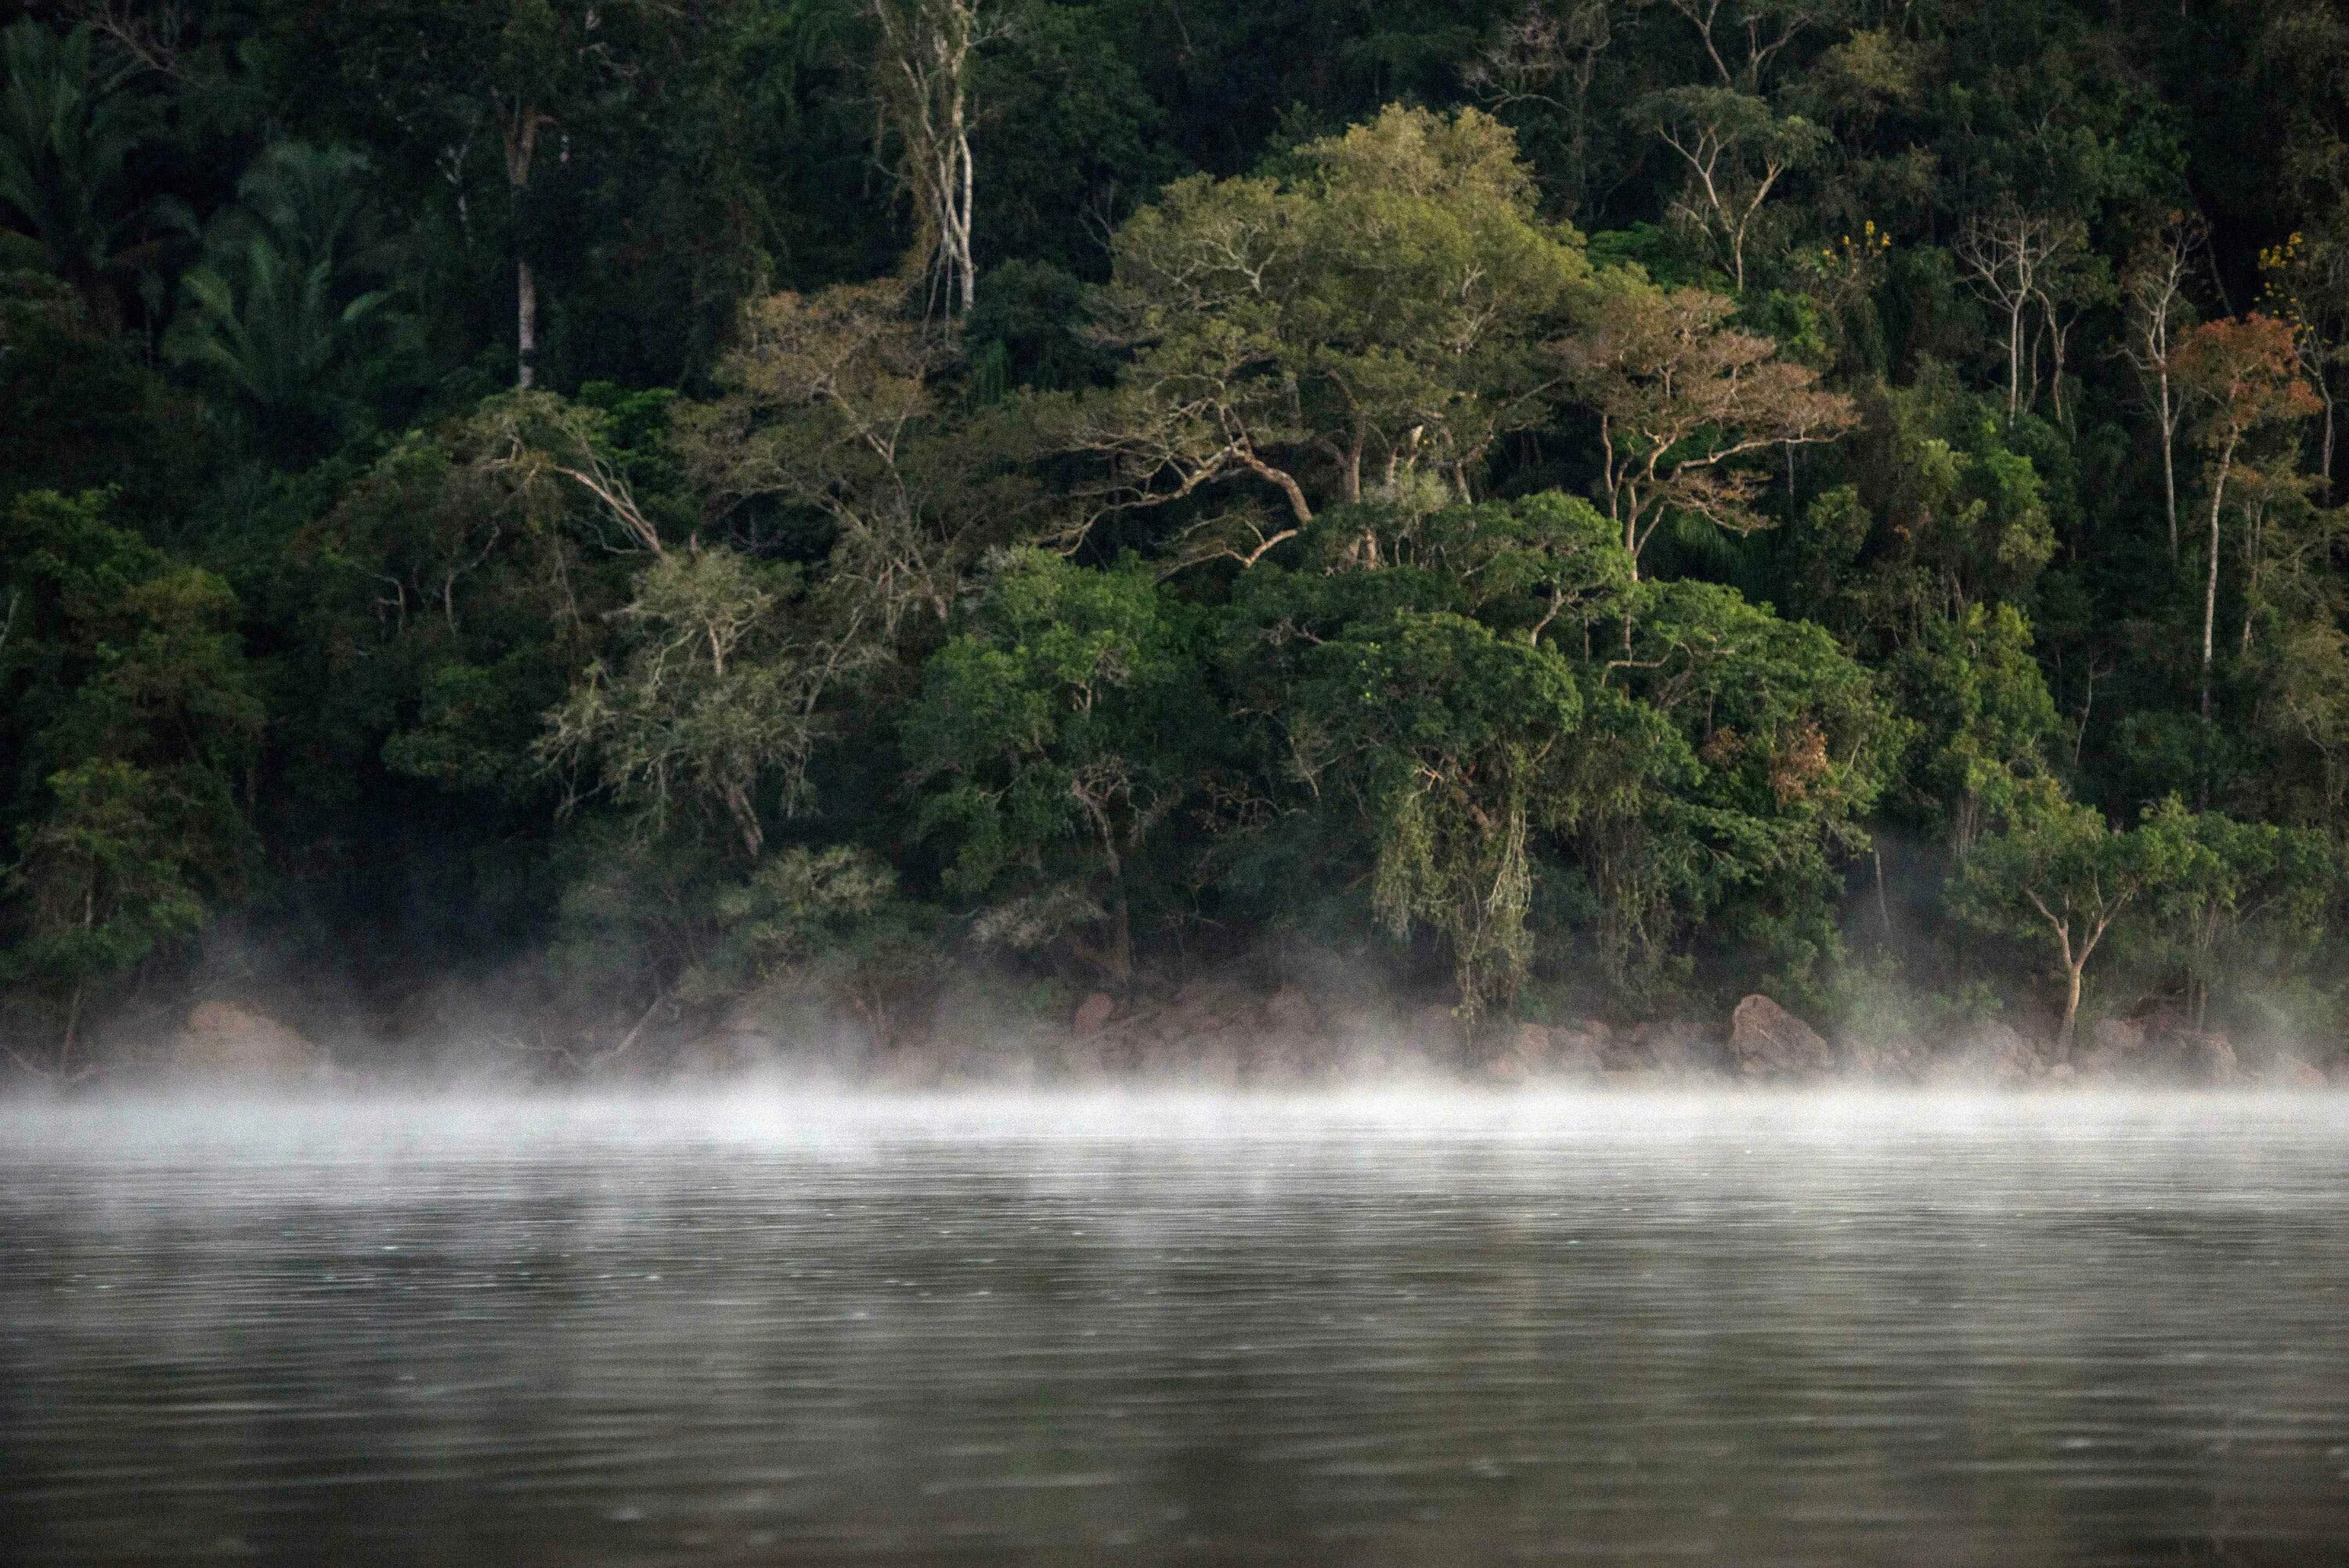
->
[[2201, 435, 2235, 722], [517, 257, 538, 389]]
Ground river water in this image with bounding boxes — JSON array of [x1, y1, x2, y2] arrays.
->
[[2, 1090, 2347, 1566]]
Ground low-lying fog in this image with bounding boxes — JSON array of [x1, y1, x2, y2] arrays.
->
[[6, 1089, 2348, 1566]]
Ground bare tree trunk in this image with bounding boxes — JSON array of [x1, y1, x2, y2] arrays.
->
[[1961, 210, 2069, 422], [873, 0, 988, 315], [2200, 499, 2219, 720], [2125, 221, 2198, 559], [2201, 434, 2236, 723], [2241, 496, 2264, 658], [723, 781, 763, 860], [2042, 305, 2074, 426], [516, 258, 538, 390], [500, 102, 549, 388], [1107, 881, 1133, 988], [953, 98, 975, 312], [2008, 301, 2025, 417], [2320, 377, 2337, 496], [2057, 959, 2082, 1062], [60, 979, 84, 1074], [2159, 369, 2179, 559]]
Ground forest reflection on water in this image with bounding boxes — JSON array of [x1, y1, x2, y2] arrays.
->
[[4, 1089, 2348, 1566]]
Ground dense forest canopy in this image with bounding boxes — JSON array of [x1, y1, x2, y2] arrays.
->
[[5, 0, 2349, 1071]]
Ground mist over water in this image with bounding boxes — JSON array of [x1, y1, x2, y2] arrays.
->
[[5, 1089, 2349, 1566]]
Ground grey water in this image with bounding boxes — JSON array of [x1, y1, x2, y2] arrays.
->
[[4, 1091, 2348, 1566]]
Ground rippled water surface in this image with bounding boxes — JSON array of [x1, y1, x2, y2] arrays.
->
[[5, 1090, 2349, 1566]]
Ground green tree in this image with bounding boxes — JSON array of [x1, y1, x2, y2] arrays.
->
[[0, 491, 262, 1065], [287, 0, 673, 387], [256, 388, 665, 979], [904, 548, 1208, 988], [1644, 85, 1826, 293], [1217, 492, 1635, 1018], [2133, 798, 2335, 1032], [675, 278, 1043, 636], [0, 268, 202, 509], [1949, 795, 2210, 1059], [1828, 366, 2058, 648], [1611, 577, 1893, 994], [1059, 105, 1589, 554], [1892, 602, 2062, 854], [543, 546, 849, 862], [1292, 607, 1585, 1030]]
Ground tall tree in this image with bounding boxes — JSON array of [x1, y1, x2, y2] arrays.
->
[[674, 277, 1043, 640], [2123, 215, 2203, 561], [1956, 207, 2087, 422], [1553, 273, 1854, 579], [1467, 0, 1621, 217], [542, 546, 825, 862], [1656, 0, 1835, 95], [1950, 796, 2155, 1062], [2258, 220, 2349, 495], [1059, 106, 1589, 559], [1644, 85, 1824, 293], [871, 0, 996, 315], [0, 492, 262, 1069], [904, 549, 1210, 989], [293, 0, 667, 388], [2171, 313, 2318, 721]]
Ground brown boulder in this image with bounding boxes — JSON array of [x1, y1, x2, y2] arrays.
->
[[1409, 1004, 1463, 1057], [1621, 1020, 1712, 1074], [1979, 1022, 2045, 1083], [2168, 1029, 2238, 1083], [1728, 995, 1834, 1079], [1071, 993, 1117, 1038], [2278, 1056, 2329, 1089], [172, 1002, 323, 1077], [1543, 1023, 1607, 1078], [2073, 1015, 2148, 1077], [1264, 986, 1320, 1038], [2091, 1016, 2146, 1055], [1485, 1024, 1541, 1082], [1839, 1032, 1894, 1079]]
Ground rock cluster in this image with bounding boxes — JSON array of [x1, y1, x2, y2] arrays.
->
[[1061, 980, 1342, 1080], [691, 973, 2345, 1088], [171, 1002, 326, 1078], [1485, 1022, 1606, 1080], [2069, 1012, 2240, 1083]]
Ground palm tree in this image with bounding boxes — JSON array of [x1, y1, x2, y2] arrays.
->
[[164, 143, 400, 456], [0, 22, 153, 328]]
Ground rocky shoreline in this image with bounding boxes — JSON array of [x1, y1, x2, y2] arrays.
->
[[108, 986, 2349, 1090], [1023, 982, 2336, 1088]]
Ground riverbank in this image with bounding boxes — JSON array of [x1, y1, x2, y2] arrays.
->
[[23, 977, 2340, 1091]]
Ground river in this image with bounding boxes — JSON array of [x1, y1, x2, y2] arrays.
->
[[3, 1089, 2346, 1564]]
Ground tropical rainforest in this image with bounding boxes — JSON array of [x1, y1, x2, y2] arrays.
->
[[5, 0, 2349, 1073]]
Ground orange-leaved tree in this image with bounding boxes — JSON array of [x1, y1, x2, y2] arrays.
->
[[2171, 314, 2318, 719]]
